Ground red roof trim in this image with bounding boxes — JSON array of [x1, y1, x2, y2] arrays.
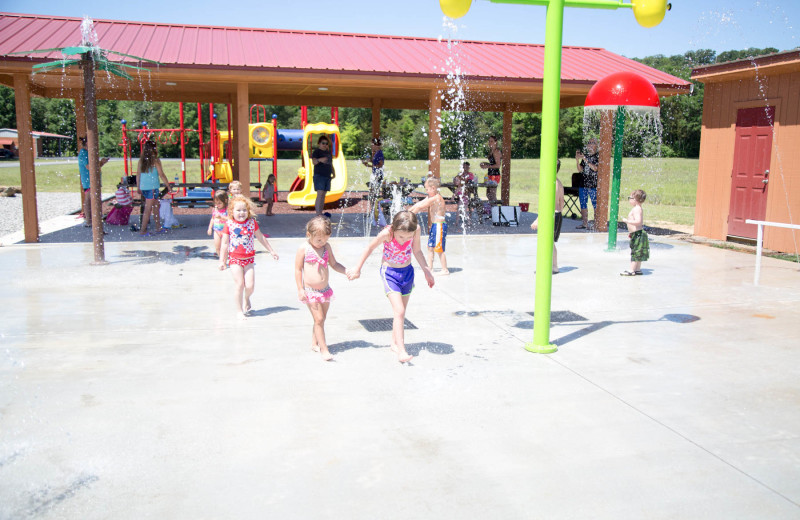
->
[[0, 12, 690, 89]]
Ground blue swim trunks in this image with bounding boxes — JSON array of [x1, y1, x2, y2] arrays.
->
[[578, 187, 597, 209], [427, 221, 447, 253], [141, 189, 159, 200], [380, 264, 415, 296]]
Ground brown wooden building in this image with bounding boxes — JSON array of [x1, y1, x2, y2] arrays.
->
[[692, 50, 800, 253]]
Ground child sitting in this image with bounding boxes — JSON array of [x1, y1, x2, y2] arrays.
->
[[105, 179, 133, 225]]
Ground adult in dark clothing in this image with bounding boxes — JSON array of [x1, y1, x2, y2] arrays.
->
[[479, 135, 501, 202], [311, 135, 335, 216], [575, 138, 599, 229]]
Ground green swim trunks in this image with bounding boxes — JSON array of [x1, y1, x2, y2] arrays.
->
[[629, 229, 650, 262]]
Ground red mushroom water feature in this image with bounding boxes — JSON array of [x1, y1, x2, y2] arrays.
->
[[584, 71, 660, 250]]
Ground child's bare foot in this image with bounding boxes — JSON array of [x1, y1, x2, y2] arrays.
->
[[244, 299, 252, 315], [390, 344, 413, 363], [238, 312, 248, 320], [311, 344, 320, 353], [320, 348, 334, 361], [438, 269, 450, 276]]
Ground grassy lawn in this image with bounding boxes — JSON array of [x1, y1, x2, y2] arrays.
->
[[2, 157, 699, 227]]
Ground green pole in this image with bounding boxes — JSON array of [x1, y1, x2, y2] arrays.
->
[[606, 105, 626, 251], [524, 0, 564, 354]]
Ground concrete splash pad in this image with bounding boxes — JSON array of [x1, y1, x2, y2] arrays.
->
[[1, 228, 799, 519]]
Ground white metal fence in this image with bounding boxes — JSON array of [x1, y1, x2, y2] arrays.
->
[[745, 219, 800, 285]]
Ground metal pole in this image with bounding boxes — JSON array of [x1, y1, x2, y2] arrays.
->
[[754, 223, 763, 285], [272, 114, 278, 197], [209, 105, 216, 181], [197, 103, 205, 181], [525, 0, 564, 354], [121, 120, 129, 176], [607, 106, 626, 251], [179, 102, 186, 195]]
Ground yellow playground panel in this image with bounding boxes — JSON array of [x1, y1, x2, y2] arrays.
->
[[286, 122, 348, 207], [213, 121, 276, 183]]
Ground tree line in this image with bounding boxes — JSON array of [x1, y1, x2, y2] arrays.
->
[[0, 47, 780, 160]]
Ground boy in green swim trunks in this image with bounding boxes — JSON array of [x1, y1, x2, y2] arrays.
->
[[621, 189, 649, 276]]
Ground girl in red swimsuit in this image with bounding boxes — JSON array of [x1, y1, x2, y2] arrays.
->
[[219, 195, 279, 318]]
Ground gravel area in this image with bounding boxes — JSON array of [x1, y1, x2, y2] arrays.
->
[[0, 191, 113, 237]]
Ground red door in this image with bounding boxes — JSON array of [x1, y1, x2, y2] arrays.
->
[[727, 106, 774, 238]]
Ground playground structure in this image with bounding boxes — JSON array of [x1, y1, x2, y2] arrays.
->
[[285, 122, 349, 208], [119, 103, 347, 207]]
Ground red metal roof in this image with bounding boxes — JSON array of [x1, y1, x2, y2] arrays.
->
[[0, 12, 690, 89]]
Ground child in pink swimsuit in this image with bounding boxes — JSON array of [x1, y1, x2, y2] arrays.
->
[[294, 216, 348, 361], [207, 190, 229, 256], [348, 210, 435, 363]]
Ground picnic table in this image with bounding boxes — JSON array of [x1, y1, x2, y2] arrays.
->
[[124, 181, 264, 208]]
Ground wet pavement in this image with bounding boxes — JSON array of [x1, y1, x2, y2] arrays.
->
[[1, 211, 799, 519]]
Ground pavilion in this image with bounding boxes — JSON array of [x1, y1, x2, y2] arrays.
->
[[0, 12, 690, 242]]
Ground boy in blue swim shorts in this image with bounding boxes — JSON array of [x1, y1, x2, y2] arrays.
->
[[410, 177, 449, 275]]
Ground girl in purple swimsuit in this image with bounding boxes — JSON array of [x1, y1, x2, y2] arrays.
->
[[348, 211, 435, 363]]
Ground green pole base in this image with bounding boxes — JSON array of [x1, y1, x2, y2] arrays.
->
[[605, 246, 617, 252], [524, 342, 558, 354]]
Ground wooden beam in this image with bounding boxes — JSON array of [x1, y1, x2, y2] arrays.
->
[[501, 105, 513, 205], [13, 74, 38, 243], [595, 110, 614, 233], [371, 98, 381, 140], [428, 89, 442, 179], [235, 83, 250, 189]]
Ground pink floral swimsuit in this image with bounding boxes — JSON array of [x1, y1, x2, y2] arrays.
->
[[303, 244, 334, 304]]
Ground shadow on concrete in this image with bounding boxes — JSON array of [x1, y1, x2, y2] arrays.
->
[[249, 306, 297, 317], [514, 313, 701, 346], [328, 340, 382, 354], [116, 244, 217, 265]]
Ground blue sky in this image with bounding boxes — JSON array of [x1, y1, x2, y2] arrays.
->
[[2, 0, 797, 59]]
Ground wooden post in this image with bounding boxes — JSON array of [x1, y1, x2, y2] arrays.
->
[[83, 53, 105, 263], [501, 105, 513, 205], [13, 74, 39, 243], [596, 110, 614, 232], [428, 89, 441, 178], [371, 98, 381, 140], [235, 83, 250, 191]]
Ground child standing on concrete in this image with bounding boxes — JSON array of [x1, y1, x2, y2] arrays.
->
[[621, 189, 649, 276], [347, 210, 435, 363], [263, 174, 276, 216], [207, 190, 229, 256], [219, 195, 279, 318], [409, 177, 449, 275], [294, 216, 348, 361], [228, 180, 243, 198], [531, 160, 565, 274]]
